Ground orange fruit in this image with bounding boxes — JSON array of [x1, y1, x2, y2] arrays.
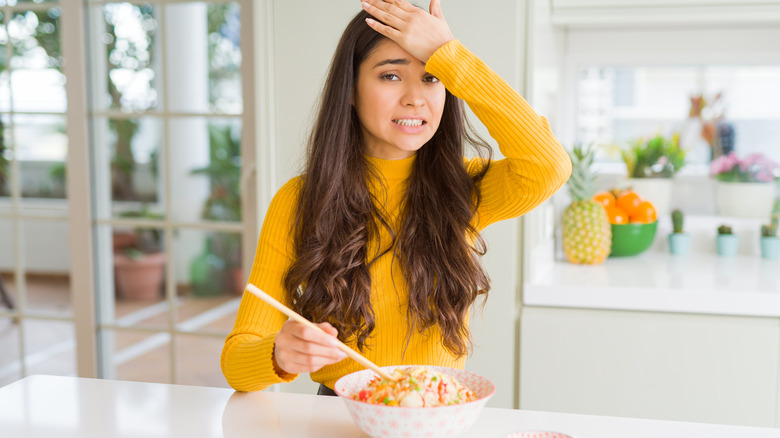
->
[[616, 190, 643, 217], [605, 206, 629, 224], [592, 191, 616, 208], [630, 200, 657, 224]]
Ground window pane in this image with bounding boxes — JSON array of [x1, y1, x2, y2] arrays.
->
[[0, 9, 9, 113], [164, 2, 241, 114], [175, 334, 228, 387], [174, 228, 242, 326], [91, 116, 162, 209], [0, 218, 18, 309], [0, 110, 10, 199], [23, 219, 71, 317], [112, 225, 168, 329], [110, 328, 171, 384], [13, 114, 67, 199], [0, 316, 22, 386], [95, 2, 159, 112], [96, 222, 169, 331], [9, 8, 65, 113], [169, 117, 241, 223], [23, 319, 75, 378], [207, 2, 242, 114]]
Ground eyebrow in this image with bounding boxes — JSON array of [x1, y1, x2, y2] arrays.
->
[[372, 58, 425, 68]]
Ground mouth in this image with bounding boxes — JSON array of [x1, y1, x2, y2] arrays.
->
[[392, 118, 426, 127]]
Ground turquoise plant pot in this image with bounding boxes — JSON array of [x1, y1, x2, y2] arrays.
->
[[760, 237, 780, 260], [716, 234, 739, 257], [668, 233, 691, 255]]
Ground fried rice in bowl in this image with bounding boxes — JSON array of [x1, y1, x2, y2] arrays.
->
[[334, 365, 495, 438]]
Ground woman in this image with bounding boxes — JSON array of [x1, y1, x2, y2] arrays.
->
[[221, 0, 570, 394]]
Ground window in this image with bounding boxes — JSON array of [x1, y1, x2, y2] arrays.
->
[[577, 65, 780, 166]]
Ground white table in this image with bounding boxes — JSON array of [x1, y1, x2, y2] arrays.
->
[[1, 375, 778, 438]]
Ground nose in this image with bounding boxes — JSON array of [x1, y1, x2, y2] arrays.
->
[[401, 82, 426, 107]]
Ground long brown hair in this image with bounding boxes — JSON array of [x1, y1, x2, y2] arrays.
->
[[284, 10, 492, 357]]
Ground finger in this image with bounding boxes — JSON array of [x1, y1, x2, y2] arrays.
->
[[430, 0, 444, 19], [317, 322, 339, 339], [286, 354, 346, 372], [287, 337, 347, 360], [365, 17, 402, 40], [361, 1, 406, 28], [289, 321, 341, 348], [380, 0, 418, 13]]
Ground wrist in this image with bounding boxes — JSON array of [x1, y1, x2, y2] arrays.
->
[[271, 342, 291, 377]]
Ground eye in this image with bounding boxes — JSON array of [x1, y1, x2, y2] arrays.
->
[[423, 75, 440, 83], [380, 73, 400, 81]]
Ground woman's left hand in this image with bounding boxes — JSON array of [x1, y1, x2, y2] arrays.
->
[[361, 0, 454, 63]]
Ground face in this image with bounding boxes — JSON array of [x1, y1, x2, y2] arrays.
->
[[353, 39, 446, 160]]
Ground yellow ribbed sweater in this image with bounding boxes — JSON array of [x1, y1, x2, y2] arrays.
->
[[221, 40, 571, 392]]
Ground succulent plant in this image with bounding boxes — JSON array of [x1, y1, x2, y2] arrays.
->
[[671, 209, 684, 234], [717, 224, 733, 235], [761, 223, 778, 238]]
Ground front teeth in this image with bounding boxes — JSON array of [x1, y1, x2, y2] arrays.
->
[[394, 119, 424, 127]]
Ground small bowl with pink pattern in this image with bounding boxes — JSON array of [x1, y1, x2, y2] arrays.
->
[[334, 365, 495, 438]]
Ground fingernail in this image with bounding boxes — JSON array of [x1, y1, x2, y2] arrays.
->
[[338, 352, 348, 360], [362, 1, 369, 9], [330, 339, 341, 347]]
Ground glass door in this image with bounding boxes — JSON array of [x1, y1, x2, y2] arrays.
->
[[85, 0, 254, 386], [0, 0, 78, 387]]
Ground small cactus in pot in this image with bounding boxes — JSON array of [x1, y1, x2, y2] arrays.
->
[[717, 225, 733, 235], [668, 209, 691, 255], [759, 213, 780, 259], [716, 224, 739, 257]]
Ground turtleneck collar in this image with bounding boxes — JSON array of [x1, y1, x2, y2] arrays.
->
[[365, 153, 416, 181]]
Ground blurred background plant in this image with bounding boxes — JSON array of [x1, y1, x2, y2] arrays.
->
[[710, 152, 780, 183], [622, 133, 686, 178]]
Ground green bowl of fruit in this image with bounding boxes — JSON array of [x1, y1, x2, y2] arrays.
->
[[610, 221, 658, 257]]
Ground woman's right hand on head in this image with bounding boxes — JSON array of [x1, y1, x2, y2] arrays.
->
[[273, 320, 348, 374]]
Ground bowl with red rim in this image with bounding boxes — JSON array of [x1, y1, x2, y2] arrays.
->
[[334, 365, 495, 438]]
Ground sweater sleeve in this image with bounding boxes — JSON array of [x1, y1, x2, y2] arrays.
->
[[425, 40, 571, 230], [221, 178, 302, 391]]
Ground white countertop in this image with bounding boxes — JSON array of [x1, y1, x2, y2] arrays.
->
[[1, 375, 779, 437], [525, 250, 780, 318]]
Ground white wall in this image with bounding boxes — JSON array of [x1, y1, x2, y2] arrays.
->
[[265, 0, 531, 408]]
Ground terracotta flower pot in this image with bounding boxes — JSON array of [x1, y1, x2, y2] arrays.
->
[[114, 252, 165, 300]]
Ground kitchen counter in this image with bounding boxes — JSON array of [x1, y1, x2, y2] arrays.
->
[[1, 375, 779, 437], [525, 250, 780, 317]]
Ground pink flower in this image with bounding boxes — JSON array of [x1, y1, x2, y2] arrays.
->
[[711, 152, 779, 182], [710, 152, 738, 176]]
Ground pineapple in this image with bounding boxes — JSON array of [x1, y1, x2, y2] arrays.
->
[[562, 145, 611, 264]]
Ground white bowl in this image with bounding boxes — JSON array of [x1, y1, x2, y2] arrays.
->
[[334, 365, 495, 438], [505, 432, 574, 438]]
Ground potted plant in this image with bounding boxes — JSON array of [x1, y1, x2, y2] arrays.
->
[[715, 224, 739, 257], [710, 152, 779, 218], [760, 213, 780, 260], [668, 209, 691, 255], [113, 206, 166, 300], [621, 133, 686, 216]]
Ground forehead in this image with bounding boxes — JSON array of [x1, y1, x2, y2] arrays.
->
[[362, 39, 425, 69]]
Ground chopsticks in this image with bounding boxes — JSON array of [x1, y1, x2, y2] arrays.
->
[[245, 283, 396, 382]]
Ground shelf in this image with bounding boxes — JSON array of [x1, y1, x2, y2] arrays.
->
[[525, 250, 780, 318]]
